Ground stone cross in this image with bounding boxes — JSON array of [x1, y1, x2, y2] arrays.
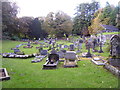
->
[[98, 41, 104, 53]]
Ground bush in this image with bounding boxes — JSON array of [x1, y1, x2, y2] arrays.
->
[[11, 36, 20, 41]]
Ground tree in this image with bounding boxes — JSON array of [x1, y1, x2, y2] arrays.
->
[[29, 18, 47, 39], [88, 2, 119, 35], [99, 2, 118, 25], [18, 16, 34, 38], [116, 1, 120, 29], [43, 11, 73, 38], [88, 9, 103, 34], [2, 2, 19, 37], [73, 1, 99, 35]]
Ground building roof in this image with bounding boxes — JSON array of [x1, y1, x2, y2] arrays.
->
[[101, 24, 119, 31]]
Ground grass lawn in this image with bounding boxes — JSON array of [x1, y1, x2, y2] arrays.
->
[[1, 40, 119, 88], [97, 32, 120, 36]]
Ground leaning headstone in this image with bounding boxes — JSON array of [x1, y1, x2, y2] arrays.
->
[[109, 35, 120, 67]]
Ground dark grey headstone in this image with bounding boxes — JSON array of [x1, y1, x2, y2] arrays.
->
[[64, 45, 68, 48], [48, 54, 59, 64], [51, 49, 57, 54], [69, 44, 74, 51], [14, 49, 20, 53], [40, 50, 48, 55]]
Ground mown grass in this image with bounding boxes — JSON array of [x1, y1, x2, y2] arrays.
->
[[1, 40, 119, 88], [97, 32, 120, 35]]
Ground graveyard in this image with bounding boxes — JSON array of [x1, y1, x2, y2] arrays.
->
[[1, 0, 120, 88], [0, 33, 120, 88]]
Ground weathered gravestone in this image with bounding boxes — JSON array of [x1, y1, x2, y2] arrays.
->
[[64, 45, 68, 48], [40, 50, 48, 55], [14, 49, 20, 53], [64, 51, 78, 67], [109, 35, 120, 67], [23, 41, 33, 48], [59, 44, 62, 48], [69, 44, 74, 51], [64, 51, 76, 60], [92, 39, 98, 52], [43, 54, 59, 69], [98, 41, 104, 53], [57, 51, 65, 58], [28, 41, 30, 46], [85, 42, 92, 57], [51, 49, 57, 54], [77, 39, 83, 52], [38, 46, 43, 52]]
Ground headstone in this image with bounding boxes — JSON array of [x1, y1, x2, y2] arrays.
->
[[92, 38, 97, 48], [77, 39, 83, 52], [69, 44, 74, 51], [92, 38, 98, 52], [64, 51, 76, 60], [48, 54, 59, 64], [64, 45, 68, 48], [85, 42, 92, 57], [14, 49, 20, 53], [51, 49, 57, 54], [61, 50, 66, 53], [27, 41, 31, 46], [38, 46, 43, 52], [98, 41, 104, 53], [16, 45, 20, 48], [109, 35, 120, 67], [59, 44, 62, 48], [40, 50, 47, 55], [57, 51, 64, 58]]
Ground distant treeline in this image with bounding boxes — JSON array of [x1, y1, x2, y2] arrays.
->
[[2, 1, 120, 40]]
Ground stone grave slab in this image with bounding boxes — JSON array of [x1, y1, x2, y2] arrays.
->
[[0, 68, 10, 81]]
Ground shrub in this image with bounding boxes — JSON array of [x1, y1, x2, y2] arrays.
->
[[11, 36, 20, 41]]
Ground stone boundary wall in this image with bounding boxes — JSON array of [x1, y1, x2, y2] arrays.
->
[[104, 63, 120, 77]]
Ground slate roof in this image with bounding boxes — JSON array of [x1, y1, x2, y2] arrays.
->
[[101, 24, 119, 31]]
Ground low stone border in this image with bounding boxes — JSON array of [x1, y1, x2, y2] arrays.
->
[[103, 63, 120, 77], [2, 53, 36, 58]]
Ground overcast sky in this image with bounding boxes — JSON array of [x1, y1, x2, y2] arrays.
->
[[12, 0, 119, 18]]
